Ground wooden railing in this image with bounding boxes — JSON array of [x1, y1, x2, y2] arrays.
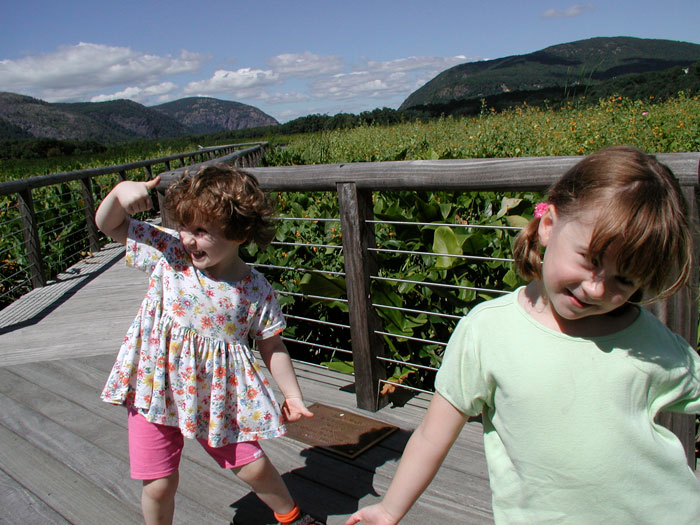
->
[[0, 143, 268, 294], [4, 147, 698, 466], [158, 152, 700, 467]]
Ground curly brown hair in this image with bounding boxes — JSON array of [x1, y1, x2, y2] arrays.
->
[[165, 163, 276, 248], [512, 146, 693, 302]]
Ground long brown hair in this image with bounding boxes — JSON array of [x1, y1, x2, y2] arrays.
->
[[512, 146, 693, 301]]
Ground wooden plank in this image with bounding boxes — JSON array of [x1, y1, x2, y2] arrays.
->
[[0, 422, 143, 525], [2, 354, 492, 524], [0, 247, 493, 523], [241, 153, 700, 192], [0, 248, 146, 366], [0, 468, 70, 525], [0, 364, 358, 523], [0, 372, 234, 523], [40, 356, 490, 483]]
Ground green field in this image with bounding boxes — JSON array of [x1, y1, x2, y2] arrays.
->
[[263, 92, 700, 165]]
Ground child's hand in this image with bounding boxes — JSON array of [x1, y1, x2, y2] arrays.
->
[[116, 176, 161, 215], [345, 504, 397, 525], [282, 397, 314, 422], [96, 176, 161, 243]]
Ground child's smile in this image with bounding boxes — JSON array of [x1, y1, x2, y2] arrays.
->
[[523, 206, 640, 335], [179, 221, 245, 280]]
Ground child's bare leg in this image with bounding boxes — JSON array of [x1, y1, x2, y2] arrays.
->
[[141, 470, 179, 525], [233, 455, 295, 514]]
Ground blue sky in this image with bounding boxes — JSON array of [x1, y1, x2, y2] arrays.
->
[[1, 1, 698, 123]]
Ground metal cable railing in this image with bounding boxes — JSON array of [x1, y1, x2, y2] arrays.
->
[[247, 206, 522, 395], [0, 143, 267, 309], [365, 213, 523, 395]]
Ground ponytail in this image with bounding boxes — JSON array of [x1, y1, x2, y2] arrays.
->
[[512, 217, 544, 281]]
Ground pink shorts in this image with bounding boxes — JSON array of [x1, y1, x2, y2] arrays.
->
[[127, 408, 265, 480]]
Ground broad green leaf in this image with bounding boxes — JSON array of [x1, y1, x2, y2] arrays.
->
[[497, 197, 522, 218], [298, 273, 349, 312], [504, 214, 530, 227], [299, 272, 346, 298], [502, 268, 520, 288], [322, 360, 355, 374], [433, 226, 464, 269], [438, 202, 453, 221]]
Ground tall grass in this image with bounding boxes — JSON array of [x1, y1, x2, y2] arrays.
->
[[264, 93, 700, 165]]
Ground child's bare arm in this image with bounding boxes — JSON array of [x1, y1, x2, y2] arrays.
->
[[345, 393, 468, 524], [258, 334, 314, 421], [95, 176, 160, 243]]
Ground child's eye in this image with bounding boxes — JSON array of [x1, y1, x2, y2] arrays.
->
[[581, 254, 598, 269], [615, 275, 636, 287]]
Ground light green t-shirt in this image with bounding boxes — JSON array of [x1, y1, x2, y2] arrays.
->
[[435, 288, 700, 524]]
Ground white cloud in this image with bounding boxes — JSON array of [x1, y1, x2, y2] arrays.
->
[[256, 91, 310, 104], [90, 82, 178, 104], [306, 55, 475, 102], [361, 55, 471, 73], [182, 68, 280, 97], [311, 71, 411, 100], [266, 51, 343, 78], [0, 42, 207, 101], [541, 5, 595, 18]]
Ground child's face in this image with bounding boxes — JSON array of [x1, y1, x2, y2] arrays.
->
[[179, 220, 243, 278], [536, 206, 640, 326]]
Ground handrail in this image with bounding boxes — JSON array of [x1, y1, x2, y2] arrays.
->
[[232, 153, 700, 191], [0, 142, 264, 196]]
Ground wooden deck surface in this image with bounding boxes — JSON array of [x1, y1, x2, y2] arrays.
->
[[0, 245, 493, 524]]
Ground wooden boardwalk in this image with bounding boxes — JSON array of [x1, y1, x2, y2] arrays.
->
[[0, 245, 493, 524]]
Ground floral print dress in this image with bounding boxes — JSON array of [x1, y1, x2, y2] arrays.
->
[[101, 220, 287, 447]]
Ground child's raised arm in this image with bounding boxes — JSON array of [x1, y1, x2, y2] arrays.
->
[[95, 176, 161, 243], [257, 334, 314, 422], [345, 393, 468, 525]]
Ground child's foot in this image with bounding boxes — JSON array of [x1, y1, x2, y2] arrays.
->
[[279, 511, 324, 525]]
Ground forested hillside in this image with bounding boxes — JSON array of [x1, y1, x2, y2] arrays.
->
[[400, 36, 700, 110]]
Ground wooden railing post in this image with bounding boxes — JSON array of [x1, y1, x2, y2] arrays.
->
[[79, 177, 101, 254], [17, 188, 46, 288], [648, 184, 700, 468], [337, 182, 387, 411]]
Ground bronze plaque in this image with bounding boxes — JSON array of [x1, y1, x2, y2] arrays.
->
[[284, 403, 398, 459]]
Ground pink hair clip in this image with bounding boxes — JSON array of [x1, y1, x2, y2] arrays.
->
[[534, 202, 549, 219]]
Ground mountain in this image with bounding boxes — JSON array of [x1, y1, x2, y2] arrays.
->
[[153, 97, 278, 133], [400, 37, 700, 110], [0, 93, 279, 142], [0, 92, 131, 141], [57, 99, 190, 139]]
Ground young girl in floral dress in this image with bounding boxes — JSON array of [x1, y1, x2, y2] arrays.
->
[[96, 164, 323, 525]]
